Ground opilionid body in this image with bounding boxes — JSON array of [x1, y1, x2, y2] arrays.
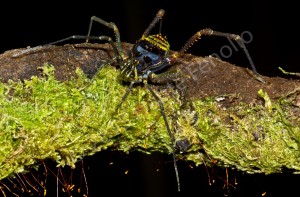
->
[[12, 9, 263, 192]]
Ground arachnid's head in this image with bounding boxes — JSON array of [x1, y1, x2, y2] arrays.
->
[[132, 34, 170, 75]]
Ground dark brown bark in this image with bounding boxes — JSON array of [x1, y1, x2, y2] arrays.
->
[[1, 43, 299, 106]]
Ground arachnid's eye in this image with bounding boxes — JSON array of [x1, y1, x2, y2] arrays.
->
[[143, 56, 152, 64]]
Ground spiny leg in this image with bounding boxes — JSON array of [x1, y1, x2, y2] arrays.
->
[[149, 71, 197, 122], [50, 35, 128, 70], [12, 35, 122, 64], [278, 67, 300, 77], [86, 16, 125, 59], [149, 71, 198, 152], [11, 45, 55, 58], [47, 35, 117, 50], [114, 80, 181, 190], [145, 83, 180, 192], [178, 28, 264, 82], [142, 9, 165, 37], [174, 81, 198, 154], [175, 81, 198, 124], [115, 81, 140, 112]]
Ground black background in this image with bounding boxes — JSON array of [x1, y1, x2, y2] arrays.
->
[[1, 1, 300, 197]]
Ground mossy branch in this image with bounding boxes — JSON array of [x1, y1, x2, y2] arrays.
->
[[0, 43, 300, 181]]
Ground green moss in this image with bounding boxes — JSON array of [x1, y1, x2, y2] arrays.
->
[[0, 64, 300, 180]]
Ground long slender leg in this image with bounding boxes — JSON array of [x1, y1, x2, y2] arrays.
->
[[145, 83, 180, 192], [278, 67, 300, 77], [116, 80, 180, 191], [178, 28, 264, 82], [149, 71, 198, 122], [175, 81, 198, 123], [149, 70, 196, 113], [50, 35, 126, 67], [115, 80, 181, 191], [149, 71, 198, 152], [86, 9, 165, 54], [86, 16, 125, 59], [12, 35, 122, 64], [48, 35, 115, 48], [115, 81, 138, 112], [142, 9, 165, 37]]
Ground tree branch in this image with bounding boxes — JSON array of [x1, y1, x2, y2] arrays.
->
[[0, 43, 299, 181]]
